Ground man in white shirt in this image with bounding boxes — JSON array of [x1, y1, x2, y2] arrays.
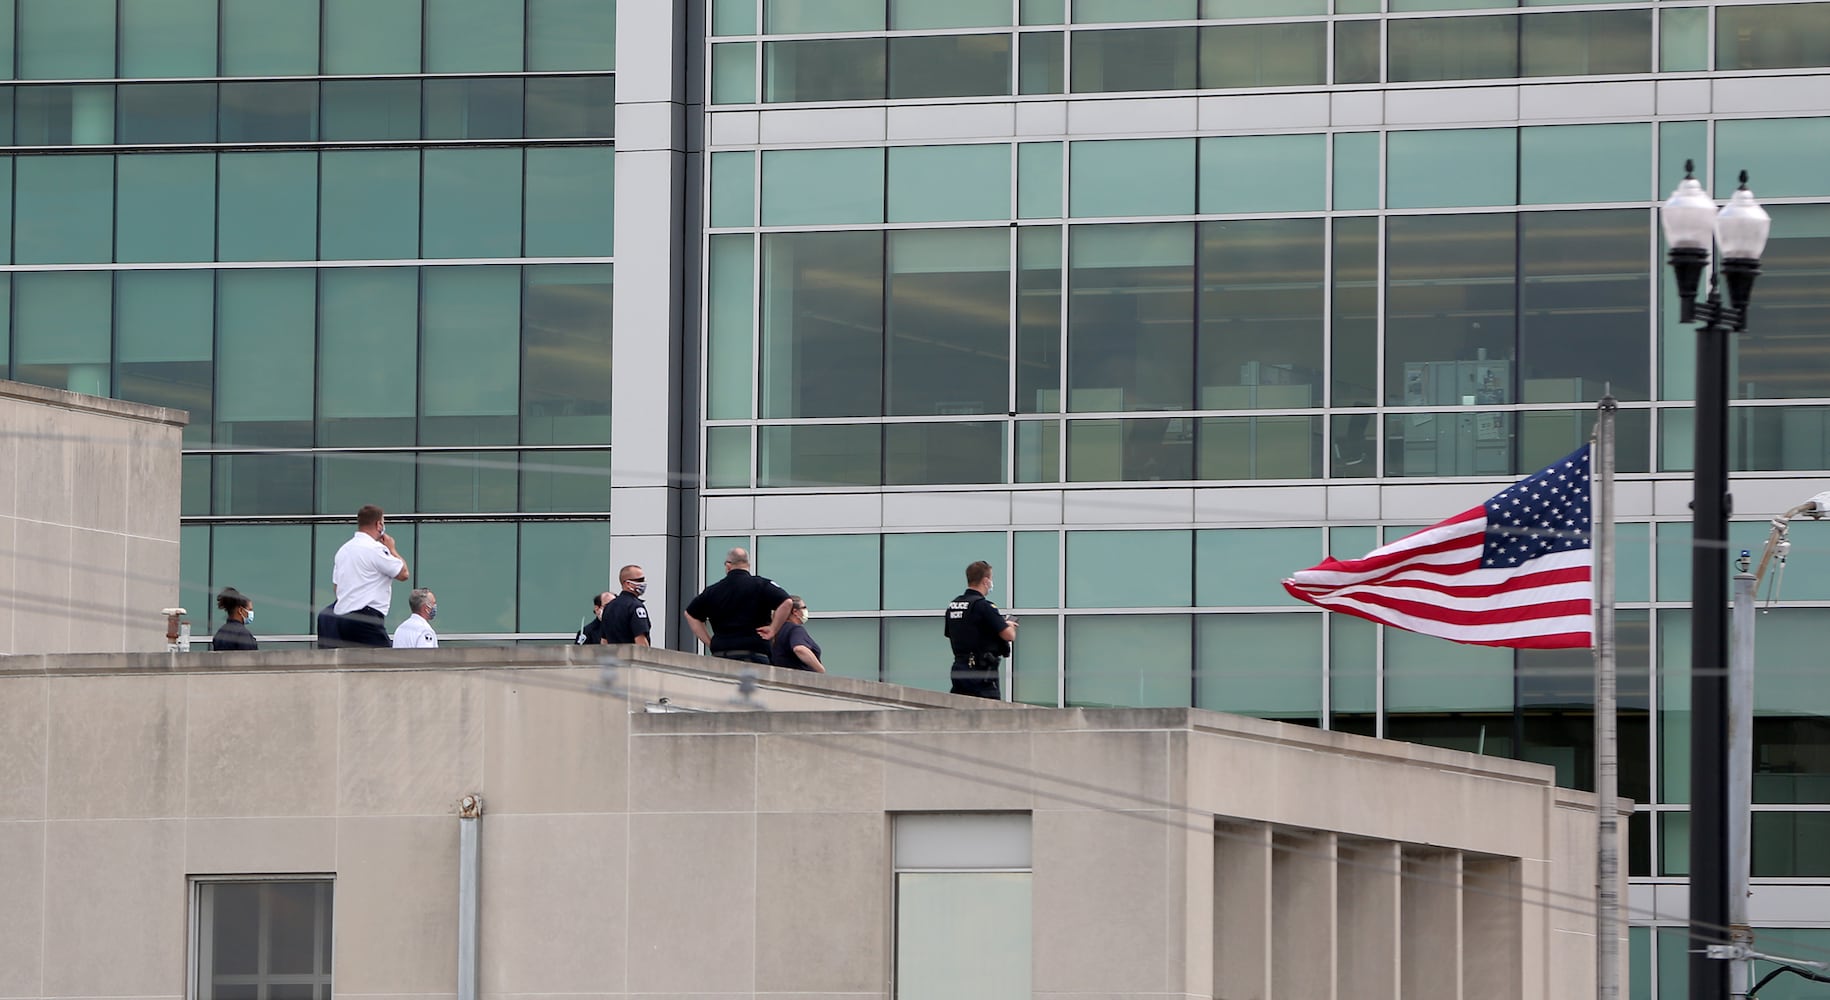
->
[[330, 504, 410, 647], [391, 589, 438, 648]]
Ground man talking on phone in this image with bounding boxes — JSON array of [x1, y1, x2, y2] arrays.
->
[[330, 504, 411, 647]]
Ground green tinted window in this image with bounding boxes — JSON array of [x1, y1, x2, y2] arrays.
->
[[1196, 529, 1322, 607], [211, 525, 313, 635], [1334, 18, 1380, 84], [525, 146, 615, 256], [1199, 134, 1325, 213], [419, 524, 518, 633], [1660, 6, 1706, 73], [1716, 118, 1830, 199], [1333, 132, 1380, 210], [766, 0, 884, 32], [521, 264, 613, 445], [891, 0, 1010, 29], [1020, 0, 1065, 24], [322, 79, 421, 142], [1014, 530, 1058, 609], [1018, 142, 1063, 219], [710, 151, 755, 227], [711, 42, 759, 104], [528, 0, 616, 70], [119, 0, 215, 77], [1197, 416, 1322, 479], [1519, 124, 1650, 205], [1387, 128, 1517, 208], [1200, 22, 1325, 88], [1195, 614, 1322, 720], [1521, 10, 1651, 77], [17, 0, 113, 79], [1070, 138, 1195, 217], [1389, 14, 1518, 82], [713, 0, 757, 35], [423, 148, 524, 257], [1073, 0, 1194, 22], [1067, 530, 1191, 608], [15, 154, 110, 264], [318, 268, 418, 445], [705, 426, 751, 489], [116, 270, 213, 442], [323, 0, 420, 74], [1066, 222, 1195, 413], [219, 0, 319, 76], [420, 266, 521, 439], [883, 532, 1004, 610], [520, 523, 612, 632], [13, 271, 109, 396], [1018, 31, 1064, 94], [1718, 3, 1830, 71], [1066, 614, 1191, 708], [757, 533, 880, 612], [761, 147, 885, 226], [760, 230, 883, 418], [759, 424, 882, 487], [888, 34, 1011, 99], [886, 228, 1009, 417], [1071, 27, 1196, 92], [706, 235, 755, 419], [527, 76, 616, 139], [116, 153, 214, 263], [1016, 226, 1062, 414], [764, 38, 885, 102], [320, 150, 420, 261], [817, 618, 881, 683], [888, 144, 1010, 222], [425, 0, 524, 72], [218, 151, 318, 262], [1205, 0, 1323, 14], [522, 450, 611, 513], [1386, 627, 1513, 712], [216, 269, 315, 447], [1330, 613, 1377, 716]]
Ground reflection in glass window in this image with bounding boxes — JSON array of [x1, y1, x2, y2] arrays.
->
[[524, 450, 613, 513], [421, 266, 521, 446], [711, 42, 758, 104], [216, 269, 315, 449], [758, 533, 880, 612], [1519, 407, 1649, 476], [888, 34, 1012, 99], [525, 146, 615, 256], [15, 154, 111, 265], [219, 82, 318, 143], [1741, 205, 1830, 399], [1198, 218, 1324, 411], [1386, 127, 1516, 209], [117, 271, 214, 444], [422, 147, 523, 258], [219, 0, 320, 76], [764, 38, 886, 103], [318, 268, 418, 448], [1331, 217, 1379, 411], [120, 0, 217, 78], [116, 83, 217, 144], [1067, 223, 1194, 412], [706, 235, 755, 419], [424, 77, 525, 139], [759, 424, 883, 486], [1200, 22, 1325, 89], [1071, 28, 1197, 93], [525, 76, 617, 138], [1067, 417, 1194, 481], [323, 0, 421, 75], [767, 0, 886, 34], [522, 264, 613, 445], [894, 815, 1032, 1000], [218, 151, 317, 262], [1017, 420, 1059, 482], [1072, 527, 1195, 608], [761, 147, 884, 226], [321, 79, 420, 141], [14, 272, 109, 396], [892, 0, 1010, 30], [17, 0, 115, 80], [527, 0, 617, 71], [1016, 226, 1062, 413], [1198, 134, 1326, 214], [1385, 213, 1517, 406], [1518, 123, 1650, 205], [519, 523, 612, 633], [319, 149, 420, 261], [761, 231, 884, 418], [1019, 31, 1063, 94], [886, 228, 1008, 416], [424, 0, 524, 73], [1520, 210, 1649, 401], [1074, 0, 1194, 23], [886, 422, 1005, 485], [1335, 18, 1380, 84], [15, 85, 114, 145], [1197, 416, 1321, 479], [1520, 10, 1651, 78], [419, 524, 518, 632], [1718, 3, 1830, 72], [887, 145, 1009, 223], [1389, 15, 1519, 83], [1070, 138, 1195, 218]]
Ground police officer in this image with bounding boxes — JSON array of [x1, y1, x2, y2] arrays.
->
[[601, 565, 652, 646], [684, 547, 793, 663], [944, 560, 1017, 700], [575, 591, 612, 645]]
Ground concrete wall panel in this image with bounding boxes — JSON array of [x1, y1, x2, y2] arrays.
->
[[755, 811, 887, 993], [187, 671, 339, 817], [336, 670, 484, 816], [334, 815, 461, 995], [41, 818, 186, 998], [47, 673, 186, 819]]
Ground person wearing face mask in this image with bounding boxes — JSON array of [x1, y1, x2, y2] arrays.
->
[[390, 589, 439, 648], [768, 597, 824, 672], [943, 560, 1016, 700], [329, 504, 410, 647], [599, 564, 652, 646], [211, 586, 258, 651]]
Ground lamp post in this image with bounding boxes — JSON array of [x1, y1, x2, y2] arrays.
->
[[1661, 161, 1771, 1000]]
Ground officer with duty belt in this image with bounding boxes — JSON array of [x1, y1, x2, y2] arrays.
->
[[944, 559, 1017, 700]]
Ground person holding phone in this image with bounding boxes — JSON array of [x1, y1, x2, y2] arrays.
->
[[329, 504, 410, 647]]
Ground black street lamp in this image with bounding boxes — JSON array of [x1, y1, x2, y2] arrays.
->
[[1661, 161, 1771, 1000]]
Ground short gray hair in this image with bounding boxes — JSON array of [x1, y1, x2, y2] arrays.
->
[[408, 588, 434, 613]]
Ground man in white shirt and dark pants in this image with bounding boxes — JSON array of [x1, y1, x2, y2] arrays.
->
[[392, 589, 438, 648], [330, 504, 410, 647]]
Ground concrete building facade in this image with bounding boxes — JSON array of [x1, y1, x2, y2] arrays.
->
[[0, 379, 183, 655], [0, 645, 1614, 1000]]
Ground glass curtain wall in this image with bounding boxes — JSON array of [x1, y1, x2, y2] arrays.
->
[[0, 0, 618, 641]]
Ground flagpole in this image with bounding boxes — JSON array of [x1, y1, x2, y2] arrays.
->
[[1594, 393, 1621, 1000]]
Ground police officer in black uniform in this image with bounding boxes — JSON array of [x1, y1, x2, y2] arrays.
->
[[684, 547, 793, 663], [944, 559, 1017, 700], [600, 565, 652, 645], [575, 591, 611, 645]]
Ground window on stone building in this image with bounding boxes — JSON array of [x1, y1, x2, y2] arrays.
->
[[192, 878, 334, 1000], [894, 813, 1032, 1000]]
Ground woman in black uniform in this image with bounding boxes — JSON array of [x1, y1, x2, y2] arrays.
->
[[211, 587, 258, 651]]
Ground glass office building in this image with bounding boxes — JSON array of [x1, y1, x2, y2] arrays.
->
[[8, 1, 1830, 993]]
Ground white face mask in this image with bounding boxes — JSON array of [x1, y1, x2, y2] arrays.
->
[[799, 608, 811, 620], [631, 581, 647, 596], [243, 610, 254, 624]]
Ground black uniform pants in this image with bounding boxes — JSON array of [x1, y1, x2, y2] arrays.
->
[[325, 606, 390, 648], [950, 656, 1001, 700]]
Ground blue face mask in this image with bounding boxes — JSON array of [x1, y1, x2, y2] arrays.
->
[[426, 605, 437, 621], [243, 610, 254, 625]]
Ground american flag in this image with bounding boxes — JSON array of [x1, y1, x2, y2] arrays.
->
[[1282, 445, 1594, 649]]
